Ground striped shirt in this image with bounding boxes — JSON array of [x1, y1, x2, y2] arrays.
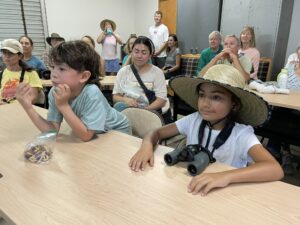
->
[[287, 63, 300, 90]]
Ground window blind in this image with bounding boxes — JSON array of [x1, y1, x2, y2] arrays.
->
[[0, 0, 47, 57]]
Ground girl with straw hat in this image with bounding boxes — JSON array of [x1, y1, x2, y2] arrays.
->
[[129, 64, 283, 196]]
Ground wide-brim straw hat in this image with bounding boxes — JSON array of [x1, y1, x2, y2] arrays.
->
[[46, 33, 65, 46], [169, 64, 269, 127], [100, 19, 116, 31]]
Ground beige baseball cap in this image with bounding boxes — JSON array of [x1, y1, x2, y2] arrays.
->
[[0, 39, 23, 54]]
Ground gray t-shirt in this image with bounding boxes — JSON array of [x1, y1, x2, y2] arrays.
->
[[47, 84, 131, 134], [165, 48, 181, 67]]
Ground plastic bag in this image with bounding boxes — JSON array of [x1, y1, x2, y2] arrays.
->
[[24, 131, 57, 163]]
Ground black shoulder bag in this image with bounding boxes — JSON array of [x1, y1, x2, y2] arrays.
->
[[130, 64, 162, 113]]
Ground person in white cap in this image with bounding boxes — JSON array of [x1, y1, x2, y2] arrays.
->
[[0, 39, 42, 105], [129, 64, 283, 196]]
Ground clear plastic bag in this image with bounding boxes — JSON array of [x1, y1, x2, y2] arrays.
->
[[24, 131, 57, 164]]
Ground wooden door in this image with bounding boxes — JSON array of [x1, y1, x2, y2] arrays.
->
[[159, 0, 177, 34]]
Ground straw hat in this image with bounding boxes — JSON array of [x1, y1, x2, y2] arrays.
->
[[46, 33, 65, 46], [100, 19, 116, 31], [169, 64, 269, 127], [0, 39, 23, 54]]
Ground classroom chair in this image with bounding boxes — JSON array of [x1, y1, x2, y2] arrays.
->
[[121, 107, 164, 139]]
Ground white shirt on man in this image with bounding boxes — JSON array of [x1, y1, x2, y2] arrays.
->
[[149, 24, 169, 58]]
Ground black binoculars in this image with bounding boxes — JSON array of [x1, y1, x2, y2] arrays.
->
[[164, 144, 216, 176]]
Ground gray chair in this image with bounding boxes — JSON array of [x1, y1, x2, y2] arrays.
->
[[121, 107, 164, 139]]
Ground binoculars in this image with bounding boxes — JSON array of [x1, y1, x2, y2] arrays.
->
[[164, 144, 216, 176]]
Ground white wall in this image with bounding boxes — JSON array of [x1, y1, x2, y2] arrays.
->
[[44, 0, 158, 55], [134, 0, 158, 36], [285, 0, 300, 60]]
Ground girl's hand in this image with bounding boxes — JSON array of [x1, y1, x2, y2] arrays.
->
[[53, 84, 71, 108], [187, 172, 231, 196], [129, 147, 154, 172], [16, 83, 33, 109]]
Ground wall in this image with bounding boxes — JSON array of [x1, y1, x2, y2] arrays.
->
[[135, 0, 158, 37], [220, 0, 293, 77], [285, 0, 300, 60], [44, 0, 158, 55], [177, 0, 220, 54]]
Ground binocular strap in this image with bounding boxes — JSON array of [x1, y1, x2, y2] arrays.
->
[[198, 119, 235, 161]]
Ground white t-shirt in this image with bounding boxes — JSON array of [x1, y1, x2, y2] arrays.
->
[[175, 112, 260, 168], [113, 65, 167, 106], [149, 23, 169, 58]]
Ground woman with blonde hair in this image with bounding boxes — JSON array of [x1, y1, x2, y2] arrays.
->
[[239, 26, 260, 79]]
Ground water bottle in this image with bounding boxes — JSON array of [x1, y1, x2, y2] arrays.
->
[[277, 68, 288, 89]]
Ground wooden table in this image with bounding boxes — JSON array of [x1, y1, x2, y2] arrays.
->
[[1, 104, 300, 225], [41, 76, 117, 88], [254, 90, 300, 110]]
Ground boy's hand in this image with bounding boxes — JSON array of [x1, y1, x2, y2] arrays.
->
[[53, 84, 71, 108], [16, 83, 33, 109], [187, 172, 230, 196], [129, 147, 154, 172]]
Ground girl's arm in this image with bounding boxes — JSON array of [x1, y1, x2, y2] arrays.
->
[[129, 123, 179, 171], [16, 83, 58, 132], [188, 144, 284, 196], [96, 32, 106, 44], [112, 33, 123, 45], [145, 97, 166, 111]]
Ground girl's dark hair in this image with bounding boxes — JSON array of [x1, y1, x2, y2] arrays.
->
[[50, 40, 101, 88], [132, 36, 155, 55], [19, 35, 33, 46], [82, 35, 95, 48], [166, 34, 178, 52]]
